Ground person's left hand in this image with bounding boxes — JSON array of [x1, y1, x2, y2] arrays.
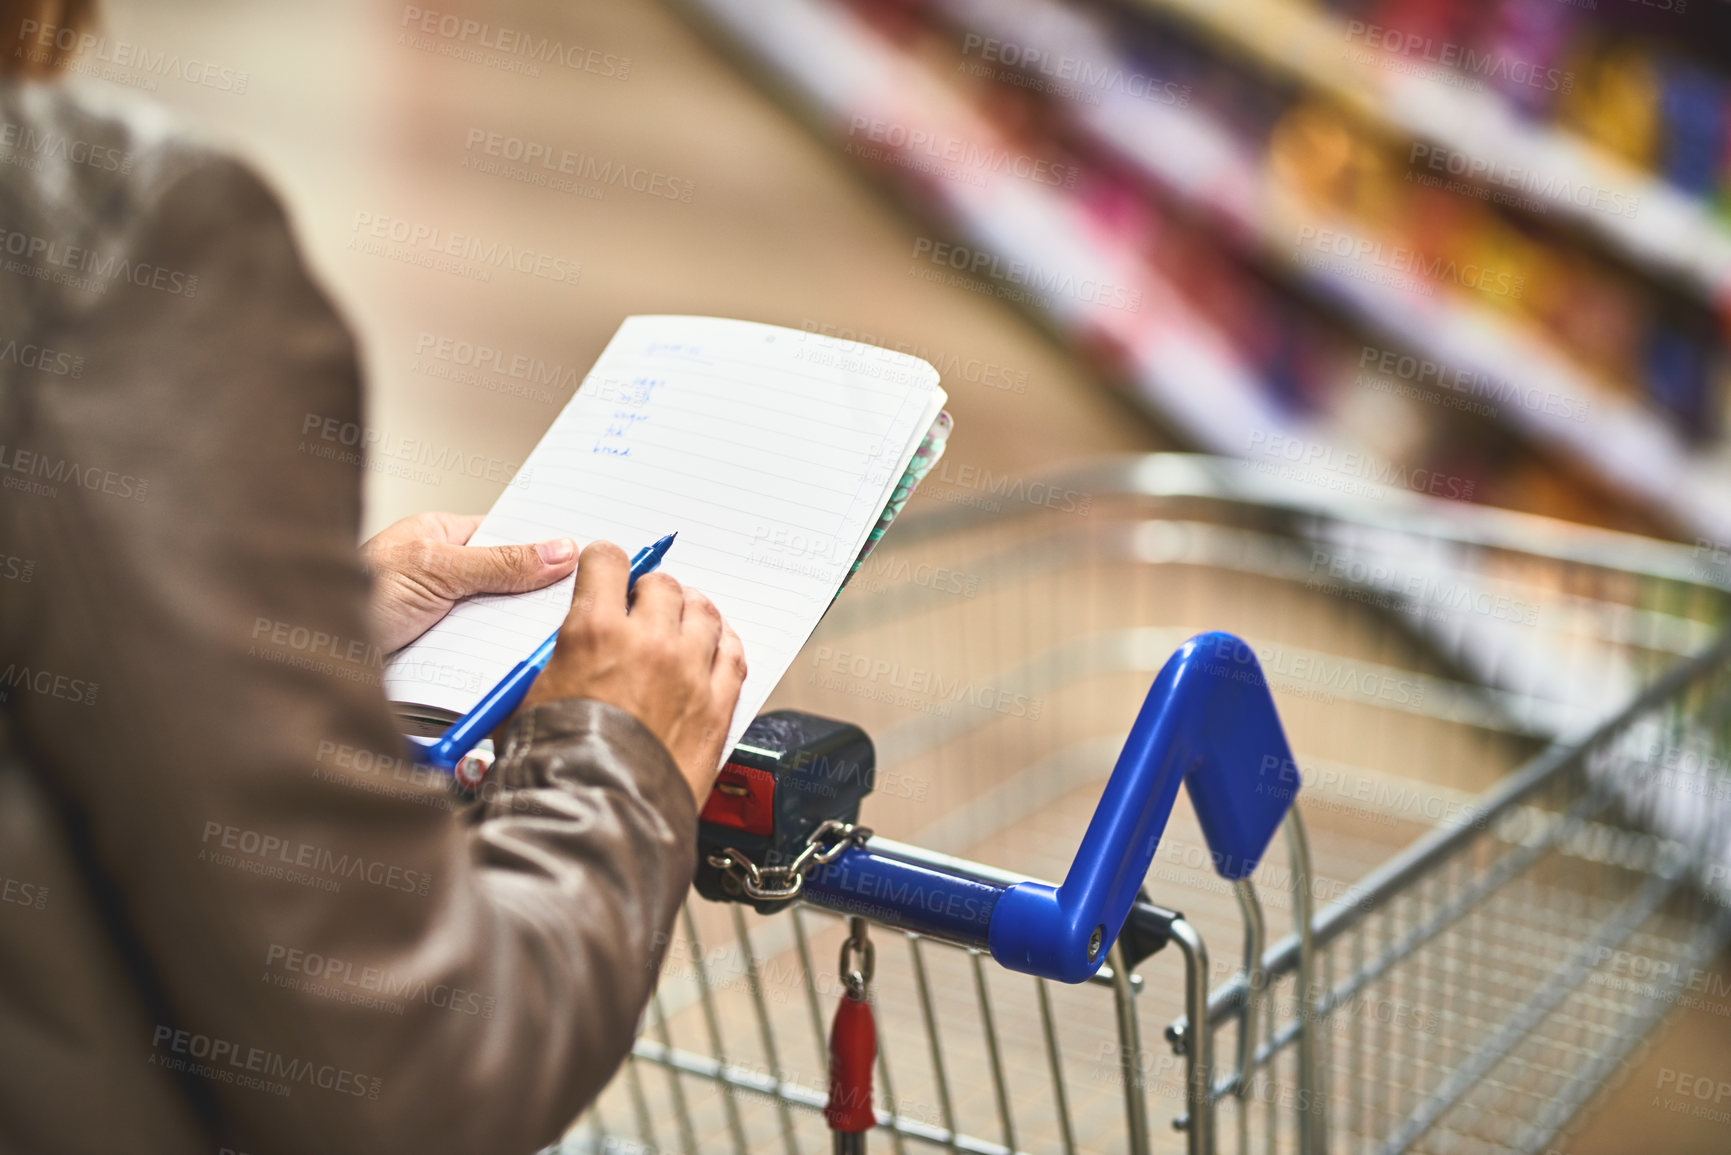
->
[[360, 512, 578, 652]]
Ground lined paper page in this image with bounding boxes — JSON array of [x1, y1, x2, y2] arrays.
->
[[385, 315, 945, 756]]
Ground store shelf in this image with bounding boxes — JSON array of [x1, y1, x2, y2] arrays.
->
[[1119, 0, 1731, 318], [674, 0, 1335, 456], [935, 0, 1731, 544], [672, 0, 1731, 544]]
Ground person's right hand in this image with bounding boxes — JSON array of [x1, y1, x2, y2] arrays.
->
[[521, 541, 747, 804]]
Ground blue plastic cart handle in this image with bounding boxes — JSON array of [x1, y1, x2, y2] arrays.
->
[[983, 631, 1300, 982]]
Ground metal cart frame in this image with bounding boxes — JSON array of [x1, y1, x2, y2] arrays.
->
[[576, 455, 1731, 1155]]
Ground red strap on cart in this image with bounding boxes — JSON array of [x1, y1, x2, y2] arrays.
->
[[825, 917, 877, 1138], [824, 987, 877, 1132]]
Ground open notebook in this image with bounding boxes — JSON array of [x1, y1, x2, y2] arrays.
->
[[385, 315, 949, 757]]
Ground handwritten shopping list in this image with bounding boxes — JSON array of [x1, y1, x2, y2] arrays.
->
[[386, 315, 945, 757]]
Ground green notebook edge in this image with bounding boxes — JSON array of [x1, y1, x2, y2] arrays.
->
[[833, 409, 953, 601]]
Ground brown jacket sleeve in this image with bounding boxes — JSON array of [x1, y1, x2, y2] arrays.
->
[[0, 119, 694, 1153]]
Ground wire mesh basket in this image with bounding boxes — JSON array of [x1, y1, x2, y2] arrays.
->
[[564, 453, 1731, 1155]]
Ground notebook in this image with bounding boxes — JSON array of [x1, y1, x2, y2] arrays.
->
[[384, 315, 949, 758]]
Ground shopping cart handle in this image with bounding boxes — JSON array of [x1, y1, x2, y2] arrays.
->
[[988, 631, 1299, 982]]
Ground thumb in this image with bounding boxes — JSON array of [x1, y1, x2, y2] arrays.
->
[[427, 538, 578, 598]]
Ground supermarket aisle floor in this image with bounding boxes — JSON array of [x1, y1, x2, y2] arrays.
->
[[99, 0, 1154, 538]]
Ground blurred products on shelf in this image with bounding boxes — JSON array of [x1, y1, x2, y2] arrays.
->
[[672, 0, 1731, 547]]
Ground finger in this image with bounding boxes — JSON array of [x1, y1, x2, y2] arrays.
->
[[711, 624, 747, 698], [362, 511, 442, 554], [569, 540, 630, 627], [678, 588, 725, 662], [630, 571, 684, 629], [430, 539, 577, 598], [426, 511, 485, 545]]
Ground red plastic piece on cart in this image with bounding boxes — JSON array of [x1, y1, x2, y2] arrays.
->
[[697, 761, 775, 836], [824, 989, 877, 1133]]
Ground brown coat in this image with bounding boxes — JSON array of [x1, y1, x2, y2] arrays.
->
[[0, 80, 694, 1154]]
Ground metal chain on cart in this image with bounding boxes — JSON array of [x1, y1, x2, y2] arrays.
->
[[705, 819, 872, 902], [837, 915, 875, 998]]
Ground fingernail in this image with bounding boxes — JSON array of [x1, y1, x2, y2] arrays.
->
[[537, 538, 576, 564]]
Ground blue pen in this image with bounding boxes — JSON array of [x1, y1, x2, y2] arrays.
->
[[423, 533, 677, 772]]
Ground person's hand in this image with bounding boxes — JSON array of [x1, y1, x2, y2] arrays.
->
[[360, 512, 578, 653], [523, 541, 747, 804]]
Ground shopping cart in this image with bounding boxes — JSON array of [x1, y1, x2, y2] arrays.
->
[[564, 453, 1731, 1155]]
